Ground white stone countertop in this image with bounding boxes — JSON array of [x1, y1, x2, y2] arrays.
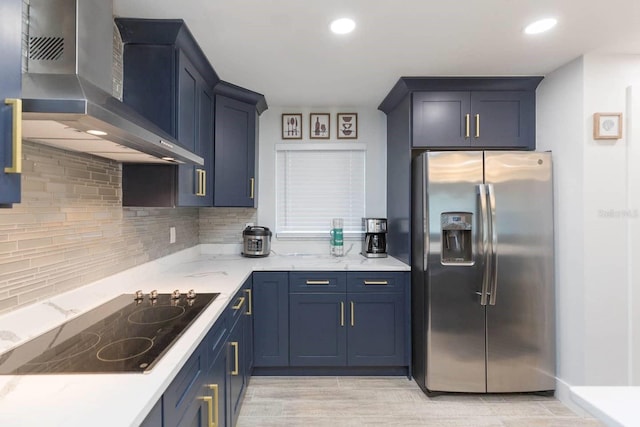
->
[[571, 386, 640, 427], [0, 244, 409, 427]]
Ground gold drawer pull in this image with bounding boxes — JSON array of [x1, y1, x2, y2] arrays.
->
[[4, 98, 22, 174], [200, 396, 214, 427], [232, 296, 245, 310], [306, 280, 330, 285], [340, 301, 344, 327], [465, 113, 470, 138], [231, 342, 239, 375], [475, 114, 480, 138], [363, 280, 388, 285], [250, 177, 255, 199], [207, 384, 219, 427], [244, 289, 252, 315], [350, 301, 355, 327]]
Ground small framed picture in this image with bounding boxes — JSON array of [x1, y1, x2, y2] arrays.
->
[[309, 113, 330, 139], [337, 113, 358, 139], [593, 113, 622, 140], [282, 113, 302, 139]]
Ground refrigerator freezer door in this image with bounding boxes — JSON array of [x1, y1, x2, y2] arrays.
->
[[484, 151, 555, 393], [420, 151, 487, 393]]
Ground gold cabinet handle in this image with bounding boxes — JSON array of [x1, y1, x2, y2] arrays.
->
[[350, 301, 355, 327], [4, 98, 22, 174], [306, 280, 330, 285], [363, 280, 388, 285], [250, 177, 255, 199], [207, 384, 219, 427], [244, 289, 252, 315], [465, 113, 470, 138], [200, 396, 214, 427], [231, 342, 239, 375], [232, 296, 245, 310], [340, 301, 345, 327], [475, 114, 480, 138], [195, 169, 206, 196]]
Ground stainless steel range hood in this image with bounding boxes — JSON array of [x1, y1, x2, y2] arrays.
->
[[20, 0, 203, 165]]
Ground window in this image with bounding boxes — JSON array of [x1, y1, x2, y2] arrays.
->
[[276, 143, 366, 238]]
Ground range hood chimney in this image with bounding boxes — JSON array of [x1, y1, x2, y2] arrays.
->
[[20, 0, 202, 165]]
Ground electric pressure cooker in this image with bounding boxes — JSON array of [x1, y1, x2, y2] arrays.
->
[[242, 226, 272, 257]]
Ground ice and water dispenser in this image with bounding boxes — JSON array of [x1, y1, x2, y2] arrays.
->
[[441, 212, 472, 265]]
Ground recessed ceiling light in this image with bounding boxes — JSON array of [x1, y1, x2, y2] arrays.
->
[[524, 18, 557, 35], [330, 18, 356, 35], [86, 129, 107, 136]]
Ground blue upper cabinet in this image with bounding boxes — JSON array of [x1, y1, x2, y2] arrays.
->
[[117, 18, 217, 207], [213, 82, 267, 207], [0, 0, 23, 206], [380, 77, 543, 151]]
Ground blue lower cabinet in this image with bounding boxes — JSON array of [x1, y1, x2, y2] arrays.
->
[[347, 292, 405, 366], [207, 343, 228, 427], [253, 272, 289, 367], [289, 293, 347, 366], [289, 271, 409, 369], [163, 344, 208, 427], [228, 317, 246, 427]]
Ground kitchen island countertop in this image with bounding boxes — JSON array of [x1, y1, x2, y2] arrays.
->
[[0, 244, 409, 427]]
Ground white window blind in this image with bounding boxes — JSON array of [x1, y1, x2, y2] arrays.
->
[[276, 143, 366, 238]]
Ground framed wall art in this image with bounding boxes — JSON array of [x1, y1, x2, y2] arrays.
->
[[282, 113, 302, 139], [593, 112, 622, 140], [310, 113, 330, 139], [337, 113, 358, 139]]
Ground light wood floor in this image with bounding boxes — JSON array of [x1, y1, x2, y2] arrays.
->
[[237, 376, 603, 427]]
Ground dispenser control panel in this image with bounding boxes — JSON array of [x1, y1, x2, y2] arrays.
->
[[441, 212, 473, 265]]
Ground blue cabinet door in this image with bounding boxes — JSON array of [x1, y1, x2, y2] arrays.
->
[[347, 292, 405, 366], [413, 91, 470, 148], [253, 272, 289, 367], [214, 95, 256, 207], [228, 318, 245, 427], [0, 0, 22, 206], [207, 344, 228, 427], [289, 293, 347, 366], [471, 91, 535, 149]]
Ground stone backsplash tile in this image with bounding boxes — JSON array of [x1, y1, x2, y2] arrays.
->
[[0, 142, 201, 314], [199, 208, 257, 244]]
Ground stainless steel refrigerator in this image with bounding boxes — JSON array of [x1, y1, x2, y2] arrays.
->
[[411, 151, 555, 394]]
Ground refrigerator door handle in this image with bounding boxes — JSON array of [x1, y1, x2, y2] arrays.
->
[[487, 183, 498, 305], [477, 184, 490, 306], [423, 157, 430, 272]]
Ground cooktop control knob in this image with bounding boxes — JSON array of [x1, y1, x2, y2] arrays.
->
[[171, 289, 181, 300], [187, 289, 196, 300], [134, 290, 143, 301], [149, 290, 158, 300]]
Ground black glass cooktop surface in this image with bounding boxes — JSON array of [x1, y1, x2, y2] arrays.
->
[[0, 293, 219, 374]]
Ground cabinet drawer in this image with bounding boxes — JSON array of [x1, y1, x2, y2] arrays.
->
[[347, 272, 407, 293], [205, 314, 228, 362], [289, 272, 346, 293]]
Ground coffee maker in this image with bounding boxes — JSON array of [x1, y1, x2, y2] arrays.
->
[[362, 218, 388, 258]]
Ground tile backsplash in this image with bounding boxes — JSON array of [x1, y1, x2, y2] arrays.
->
[[0, 142, 248, 314]]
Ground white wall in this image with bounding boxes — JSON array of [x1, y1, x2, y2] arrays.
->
[[536, 56, 586, 400], [256, 106, 387, 254], [537, 53, 640, 398]]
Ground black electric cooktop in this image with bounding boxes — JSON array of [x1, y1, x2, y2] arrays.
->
[[0, 292, 219, 374]]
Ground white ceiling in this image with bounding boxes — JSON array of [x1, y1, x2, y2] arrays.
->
[[113, 0, 640, 108]]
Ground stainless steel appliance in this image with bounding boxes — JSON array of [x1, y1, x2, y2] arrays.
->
[[362, 218, 388, 258], [0, 291, 218, 374], [242, 226, 272, 257], [411, 151, 555, 394], [19, 0, 202, 164]]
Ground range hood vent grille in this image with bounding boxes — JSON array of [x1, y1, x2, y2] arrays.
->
[[29, 36, 65, 62]]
